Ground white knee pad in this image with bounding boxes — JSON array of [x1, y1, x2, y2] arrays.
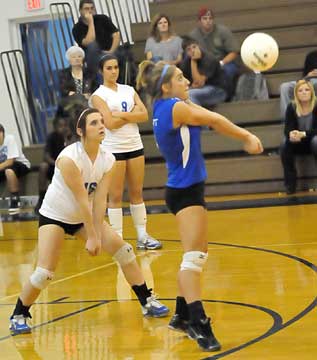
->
[[113, 243, 136, 266], [180, 251, 208, 273], [30, 267, 54, 290]]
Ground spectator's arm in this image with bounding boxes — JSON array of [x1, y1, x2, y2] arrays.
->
[[191, 59, 206, 87], [169, 53, 183, 66], [220, 25, 239, 64], [0, 158, 14, 171], [146, 51, 153, 60], [284, 104, 298, 137], [81, 14, 96, 47], [43, 152, 55, 166], [109, 31, 120, 53], [58, 69, 76, 97], [221, 51, 238, 65]]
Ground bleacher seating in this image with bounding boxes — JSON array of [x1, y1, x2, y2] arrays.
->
[[17, 0, 317, 200], [136, 0, 317, 198]]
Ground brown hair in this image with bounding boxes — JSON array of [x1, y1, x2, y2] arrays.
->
[[149, 14, 173, 42], [73, 107, 100, 138], [79, 0, 95, 10], [136, 61, 176, 101]]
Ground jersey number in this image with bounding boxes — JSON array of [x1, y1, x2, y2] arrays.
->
[[121, 101, 128, 112], [85, 182, 97, 195]]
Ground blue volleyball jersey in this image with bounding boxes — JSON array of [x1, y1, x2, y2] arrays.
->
[[153, 98, 207, 188]]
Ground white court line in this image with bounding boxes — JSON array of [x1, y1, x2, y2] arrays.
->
[[0, 251, 170, 302], [1, 242, 317, 302]]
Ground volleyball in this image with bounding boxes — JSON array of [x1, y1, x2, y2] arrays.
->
[[240, 32, 279, 72]]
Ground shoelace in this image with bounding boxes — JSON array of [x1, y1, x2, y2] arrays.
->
[[147, 292, 165, 308]]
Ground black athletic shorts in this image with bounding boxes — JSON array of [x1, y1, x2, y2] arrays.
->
[[165, 181, 206, 215], [0, 161, 29, 182], [39, 214, 83, 236], [113, 148, 144, 161]]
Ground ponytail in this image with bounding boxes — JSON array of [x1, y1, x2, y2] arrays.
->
[[136, 60, 176, 101]]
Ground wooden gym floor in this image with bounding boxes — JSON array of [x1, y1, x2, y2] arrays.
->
[[0, 193, 317, 359]]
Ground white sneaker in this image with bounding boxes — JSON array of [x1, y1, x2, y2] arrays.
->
[[9, 315, 31, 335], [136, 234, 162, 250], [142, 295, 169, 318]]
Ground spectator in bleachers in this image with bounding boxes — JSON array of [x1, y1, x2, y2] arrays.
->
[[280, 79, 317, 194], [280, 50, 317, 117], [180, 36, 227, 108], [145, 14, 183, 65], [0, 124, 30, 213], [72, 0, 120, 74], [58, 45, 98, 99], [189, 6, 239, 96], [34, 117, 73, 214]]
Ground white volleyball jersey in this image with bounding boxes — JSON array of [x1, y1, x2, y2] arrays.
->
[[40, 142, 115, 224], [90, 84, 143, 153]]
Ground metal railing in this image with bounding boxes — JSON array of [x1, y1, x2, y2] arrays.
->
[[0, 50, 44, 146], [1, 0, 156, 145]]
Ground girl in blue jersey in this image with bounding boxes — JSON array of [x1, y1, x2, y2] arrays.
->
[[137, 61, 263, 352]]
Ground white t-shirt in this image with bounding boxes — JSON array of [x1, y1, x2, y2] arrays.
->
[[90, 84, 143, 153], [40, 142, 115, 224], [0, 134, 30, 168]]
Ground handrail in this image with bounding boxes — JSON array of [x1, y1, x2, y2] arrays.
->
[[0, 50, 41, 146]]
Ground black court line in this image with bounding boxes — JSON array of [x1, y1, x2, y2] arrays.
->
[[1, 242, 316, 358], [48, 296, 69, 304], [0, 300, 110, 342], [1, 194, 317, 225], [200, 242, 317, 360]]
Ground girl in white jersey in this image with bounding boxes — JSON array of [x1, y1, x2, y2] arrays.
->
[[90, 54, 161, 250], [138, 62, 263, 352], [9, 108, 169, 336]]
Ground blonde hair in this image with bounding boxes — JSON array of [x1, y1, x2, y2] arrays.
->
[[293, 79, 316, 116]]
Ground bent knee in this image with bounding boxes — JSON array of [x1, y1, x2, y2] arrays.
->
[[30, 266, 54, 290], [180, 251, 208, 273], [113, 242, 136, 266]]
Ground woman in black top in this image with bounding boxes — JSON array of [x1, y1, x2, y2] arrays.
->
[[280, 79, 317, 194], [58, 46, 98, 98]]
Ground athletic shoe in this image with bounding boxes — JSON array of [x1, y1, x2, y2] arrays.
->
[[168, 314, 189, 333], [10, 315, 31, 335], [187, 317, 221, 352], [136, 234, 162, 250], [142, 295, 169, 317]]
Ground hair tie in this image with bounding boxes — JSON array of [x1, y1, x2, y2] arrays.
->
[[157, 64, 170, 91], [76, 108, 90, 128]]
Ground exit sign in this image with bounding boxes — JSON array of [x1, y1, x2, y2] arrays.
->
[[26, 0, 44, 11]]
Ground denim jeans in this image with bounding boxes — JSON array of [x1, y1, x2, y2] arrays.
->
[[189, 85, 227, 108]]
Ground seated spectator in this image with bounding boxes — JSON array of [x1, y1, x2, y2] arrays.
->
[[34, 117, 73, 213], [58, 45, 98, 99], [280, 79, 317, 194], [72, 0, 120, 74], [280, 50, 317, 117], [189, 7, 240, 96], [180, 36, 227, 108], [0, 124, 30, 213], [145, 14, 183, 65]]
